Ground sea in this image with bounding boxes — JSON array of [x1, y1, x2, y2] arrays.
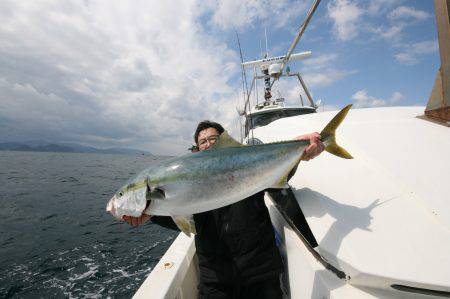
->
[[0, 151, 178, 298]]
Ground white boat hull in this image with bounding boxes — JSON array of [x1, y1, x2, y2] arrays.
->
[[134, 107, 450, 298]]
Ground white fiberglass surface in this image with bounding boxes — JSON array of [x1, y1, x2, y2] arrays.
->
[[252, 106, 450, 290]]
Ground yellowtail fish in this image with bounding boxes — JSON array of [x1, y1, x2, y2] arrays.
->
[[107, 105, 353, 235]]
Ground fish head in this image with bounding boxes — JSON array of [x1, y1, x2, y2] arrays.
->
[[106, 180, 149, 220], [106, 178, 167, 220]]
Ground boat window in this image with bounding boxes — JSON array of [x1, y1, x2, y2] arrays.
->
[[247, 137, 263, 145], [245, 109, 315, 136]]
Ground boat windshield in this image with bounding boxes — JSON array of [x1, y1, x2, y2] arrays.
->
[[245, 108, 315, 136]]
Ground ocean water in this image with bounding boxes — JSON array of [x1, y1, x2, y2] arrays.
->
[[0, 151, 178, 298]]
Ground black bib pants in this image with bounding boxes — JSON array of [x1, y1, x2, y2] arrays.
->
[[151, 191, 284, 299], [193, 192, 283, 299]]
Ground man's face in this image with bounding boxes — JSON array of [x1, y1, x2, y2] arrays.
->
[[197, 127, 220, 151]]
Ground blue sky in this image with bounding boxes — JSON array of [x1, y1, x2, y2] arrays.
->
[[0, 1, 440, 155], [230, 0, 438, 110]]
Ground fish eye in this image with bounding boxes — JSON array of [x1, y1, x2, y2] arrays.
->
[[118, 192, 123, 197]]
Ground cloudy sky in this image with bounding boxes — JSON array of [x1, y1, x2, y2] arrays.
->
[[0, 0, 439, 155]]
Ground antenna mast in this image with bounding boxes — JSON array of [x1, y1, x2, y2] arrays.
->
[[236, 32, 250, 142], [264, 28, 269, 58], [278, 0, 321, 74], [236, 32, 249, 103]]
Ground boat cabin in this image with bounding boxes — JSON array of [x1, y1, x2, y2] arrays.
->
[[245, 101, 316, 137]]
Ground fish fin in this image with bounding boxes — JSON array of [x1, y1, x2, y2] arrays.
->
[[271, 155, 302, 188], [320, 104, 354, 159], [271, 173, 290, 189], [212, 131, 243, 149], [325, 143, 353, 159], [172, 215, 196, 237], [147, 187, 165, 200]]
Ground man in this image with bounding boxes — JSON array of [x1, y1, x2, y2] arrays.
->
[[123, 120, 324, 298]]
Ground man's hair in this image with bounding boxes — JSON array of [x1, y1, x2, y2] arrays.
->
[[194, 120, 225, 144]]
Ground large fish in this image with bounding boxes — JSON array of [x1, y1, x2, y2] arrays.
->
[[107, 105, 353, 235]]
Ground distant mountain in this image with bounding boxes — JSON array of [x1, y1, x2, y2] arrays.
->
[[0, 141, 152, 155], [97, 147, 149, 155], [22, 139, 55, 147], [59, 142, 103, 153]]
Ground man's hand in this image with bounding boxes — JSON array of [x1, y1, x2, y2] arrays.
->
[[122, 214, 151, 227], [295, 132, 325, 161]]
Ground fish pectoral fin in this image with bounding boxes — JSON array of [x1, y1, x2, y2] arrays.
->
[[172, 215, 196, 237], [271, 159, 301, 189], [271, 173, 290, 189], [148, 187, 165, 200], [211, 131, 243, 149]]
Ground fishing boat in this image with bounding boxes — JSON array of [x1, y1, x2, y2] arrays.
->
[[134, 0, 450, 298]]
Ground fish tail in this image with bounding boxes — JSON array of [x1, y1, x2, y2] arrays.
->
[[320, 104, 353, 159]]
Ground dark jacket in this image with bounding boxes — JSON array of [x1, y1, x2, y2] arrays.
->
[[153, 191, 283, 285]]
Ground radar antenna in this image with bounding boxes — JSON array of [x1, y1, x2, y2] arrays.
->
[[237, 0, 322, 140], [241, 0, 321, 107]]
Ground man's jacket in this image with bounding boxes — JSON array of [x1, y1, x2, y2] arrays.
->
[[153, 191, 283, 285]]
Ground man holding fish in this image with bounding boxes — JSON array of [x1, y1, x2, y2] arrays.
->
[[109, 105, 353, 298]]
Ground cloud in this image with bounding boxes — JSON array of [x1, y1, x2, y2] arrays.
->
[[369, 24, 404, 41], [368, 5, 430, 44], [351, 89, 405, 108], [352, 90, 386, 107], [302, 54, 338, 70], [0, 1, 243, 155], [0, 1, 435, 155], [299, 53, 357, 88], [367, 0, 404, 15], [394, 40, 438, 65], [304, 69, 358, 88], [388, 6, 431, 21], [205, 0, 308, 30], [390, 91, 405, 103], [327, 0, 363, 41], [322, 104, 339, 111], [328, 1, 430, 46]]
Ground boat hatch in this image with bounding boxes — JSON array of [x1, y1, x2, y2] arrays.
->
[[245, 107, 315, 136]]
